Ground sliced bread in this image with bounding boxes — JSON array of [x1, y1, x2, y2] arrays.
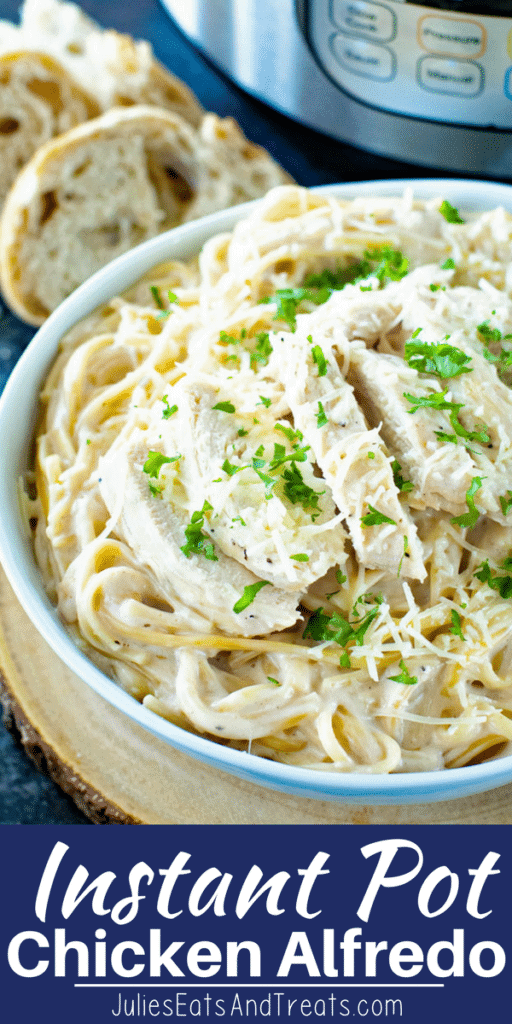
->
[[10, 0, 204, 127], [0, 49, 99, 209], [0, 105, 293, 325], [184, 114, 296, 222]]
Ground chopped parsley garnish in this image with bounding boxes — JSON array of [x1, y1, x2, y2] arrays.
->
[[305, 247, 409, 291], [213, 401, 236, 413], [441, 258, 455, 270], [267, 442, 286, 468], [404, 390, 457, 414], [237, 427, 248, 437], [476, 321, 512, 378], [500, 491, 512, 515], [303, 608, 353, 647], [412, 327, 422, 339], [150, 285, 165, 310], [477, 320, 503, 344], [367, 451, 375, 459], [450, 610, 466, 641], [261, 247, 409, 331], [290, 553, 309, 562], [181, 501, 217, 561], [397, 536, 409, 578], [389, 660, 418, 685], [216, 434, 319, 512], [219, 330, 241, 346], [365, 245, 409, 284], [303, 596, 382, 653], [255, 469, 277, 499], [219, 328, 272, 370], [404, 389, 489, 446], [313, 247, 408, 291], [475, 556, 512, 599], [352, 592, 383, 618], [261, 287, 331, 331], [324, 570, 347, 602], [316, 400, 328, 428], [303, 267, 354, 290], [162, 396, 178, 419], [451, 476, 483, 530], [250, 332, 273, 368], [143, 450, 180, 479], [439, 200, 464, 224], [282, 463, 324, 517], [224, 448, 275, 499], [311, 345, 328, 377], [274, 422, 303, 444], [257, 395, 272, 408], [482, 349, 512, 372], [232, 515, 246, 526], [150, 286, 178, 314], [361, 504, 397, 527], [405, 340, 472, 379], [435, 425, 489, 447], [429, 284, 441, 292], [267, 677, 280, 686], [268, 441, 309, 471], [391, 458, 414, 493], [222, 459, 244, 477], [233, 580, 271, 613]]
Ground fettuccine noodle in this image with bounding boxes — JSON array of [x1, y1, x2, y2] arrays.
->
[[28, 186, 512, 773]]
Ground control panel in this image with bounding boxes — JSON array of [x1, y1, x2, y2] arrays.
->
[[307, 1, 512, 127]]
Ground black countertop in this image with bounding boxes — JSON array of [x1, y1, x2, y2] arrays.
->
[[0, 0, 502, 824]]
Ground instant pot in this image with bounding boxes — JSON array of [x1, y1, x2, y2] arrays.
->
[[161, 0, 512, 176]]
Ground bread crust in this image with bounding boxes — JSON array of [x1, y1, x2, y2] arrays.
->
[[6, 0, 204, 127], [0, 105, 293, 325], [0, 49, 100, 208], [96, 33, 204, 129]]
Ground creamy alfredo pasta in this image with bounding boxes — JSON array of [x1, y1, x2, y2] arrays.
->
[[30, 186, 512, 773]]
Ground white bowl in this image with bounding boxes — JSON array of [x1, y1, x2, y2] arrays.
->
[[2, 178, 512, 806]]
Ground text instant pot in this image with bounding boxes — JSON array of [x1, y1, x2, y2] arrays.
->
[[6, 839, 504, 981]]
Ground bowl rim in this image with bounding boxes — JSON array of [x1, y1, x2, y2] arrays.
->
[[2, 176, 512, 805]]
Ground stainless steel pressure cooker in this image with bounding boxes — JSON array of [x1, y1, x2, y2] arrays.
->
[[161, 0, 512, 177]]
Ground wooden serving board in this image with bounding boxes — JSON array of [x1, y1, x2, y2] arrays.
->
[[1, 567, 511, 825]]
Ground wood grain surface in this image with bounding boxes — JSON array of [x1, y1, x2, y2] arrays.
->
[[0, 567, 511, 825]]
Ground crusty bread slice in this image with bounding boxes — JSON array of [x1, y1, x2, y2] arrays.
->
[[0, 105, 293, 326], [184, 114, 295, 222], [0, 50, 99, 209], [11, 0, 204, 127]]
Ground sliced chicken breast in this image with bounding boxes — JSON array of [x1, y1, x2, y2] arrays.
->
[[98, 438, 300, 636]]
